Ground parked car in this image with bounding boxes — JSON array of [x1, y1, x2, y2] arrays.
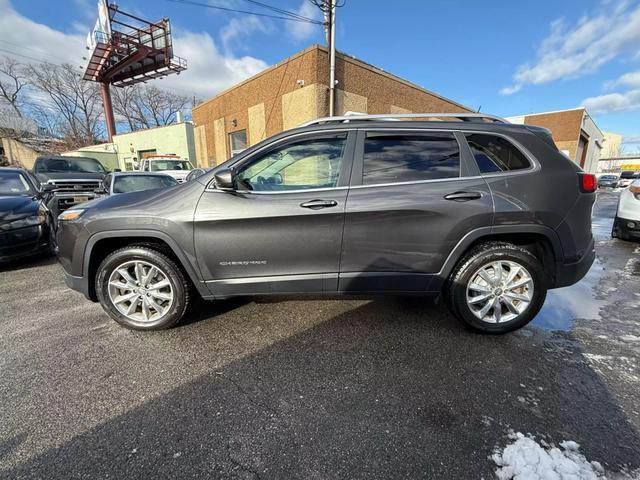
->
[[139, 156, 194, 183], [0, 167, 55, 262], [618, 170, 639, 188], [612, 179, 640, 241], [57, 113, 596, 334], [597, 174, 619, 188], [32, 155, 107, 219], [96, 172, 179, 196]]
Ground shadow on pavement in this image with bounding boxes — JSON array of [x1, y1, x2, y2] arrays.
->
[[3, 298, 639, 479]]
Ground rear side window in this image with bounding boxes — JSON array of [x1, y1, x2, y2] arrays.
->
[[465, 134, 530, 173], [362, 133, 460, 185]]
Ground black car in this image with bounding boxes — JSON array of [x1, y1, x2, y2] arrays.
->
[[32, 155, 107, 217], [0, 167, 55, 262], [57, 113, 596, 334]]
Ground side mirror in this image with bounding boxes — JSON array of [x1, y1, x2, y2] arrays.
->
[[41, 183, 56, 192], [94, 187, 107, 194], [214, 168, 235, 191]]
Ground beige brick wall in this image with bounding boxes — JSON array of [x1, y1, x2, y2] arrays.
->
[[248, 103, 266, 146], [281, 83, 327, 131], [213, 118, 227, 165], [1, 138, 40, 169], [335, 89, 368, 115]]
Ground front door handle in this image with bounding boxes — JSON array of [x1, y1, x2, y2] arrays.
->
[[443, 191, 482, 201], [300, 199, 338, 209]]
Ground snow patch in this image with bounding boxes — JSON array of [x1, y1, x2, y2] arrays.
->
[[493, 432, 605, 480]]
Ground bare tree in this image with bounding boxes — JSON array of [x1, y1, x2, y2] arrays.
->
[[26, 63, 104, 148], [0, 57, 29, 117], [112, 84, 189, 131]]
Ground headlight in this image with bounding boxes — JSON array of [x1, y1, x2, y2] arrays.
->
[[0, 209, 47, 231], [58, 209, 86, 222]]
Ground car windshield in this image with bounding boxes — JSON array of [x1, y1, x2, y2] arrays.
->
[[620, 171, 639, 179], [113, 175, 178, 194], [600, 175, 617, 180], [149, 160, 193, 171], [36, 157, 105, 173], [0, 171, 33, 195]]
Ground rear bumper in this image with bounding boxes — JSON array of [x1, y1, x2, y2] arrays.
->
[[553, 237, 595, 288]]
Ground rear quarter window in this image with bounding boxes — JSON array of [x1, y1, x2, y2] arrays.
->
[[465, 133, 531, 174]]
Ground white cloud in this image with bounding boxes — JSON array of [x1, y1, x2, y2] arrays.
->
[[581, 89, 640, 113], [220, 15, 272, 53], [622, 135, 640, 144], [0, 0, 268, 101], [286, 1, 323, 42], [581, 69, 640, 114], [500, 0, 640, 95]]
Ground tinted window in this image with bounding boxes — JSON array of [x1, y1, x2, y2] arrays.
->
[[362, 133, 460, 185], [465, 134, 530, 173], [149, 160, 193, 171], [236, 136, 346, 192], [35, 157, 105, 173], [620, 171, 639, 179], [113, 175, 178, 193]]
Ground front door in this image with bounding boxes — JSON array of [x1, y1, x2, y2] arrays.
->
[[339, 129, 493, 293], [194, 131, 355, 296]]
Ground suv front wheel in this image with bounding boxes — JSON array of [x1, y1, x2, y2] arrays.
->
[[445, 242, 547, 334], [96, 246, 191, 330]]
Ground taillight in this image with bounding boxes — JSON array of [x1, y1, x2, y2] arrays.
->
[[579, 173, 597, 193]]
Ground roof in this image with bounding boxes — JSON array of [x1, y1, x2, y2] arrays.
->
[[0, 131, 67, 155], [506, 107, 586, 118], [193, 45, 472, 113]]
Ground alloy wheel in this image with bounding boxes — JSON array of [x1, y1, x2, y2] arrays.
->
[[465, 260, 534, 323], [107, 260, 174, 323]]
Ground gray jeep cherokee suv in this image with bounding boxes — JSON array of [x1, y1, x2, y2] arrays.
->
[[56, 113, 596, 334]]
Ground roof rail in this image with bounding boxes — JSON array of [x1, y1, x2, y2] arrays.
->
[[299, 112, 509, 127]]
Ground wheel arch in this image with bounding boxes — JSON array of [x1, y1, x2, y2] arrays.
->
[[436, 225, 563, 290], [83, 230, 209, 301]]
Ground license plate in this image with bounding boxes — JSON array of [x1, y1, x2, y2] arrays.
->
[[73, 196, 90, 204]]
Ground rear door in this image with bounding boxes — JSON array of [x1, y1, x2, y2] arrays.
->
[[339, 128, 493, 293], [194, 130, 356, 296]]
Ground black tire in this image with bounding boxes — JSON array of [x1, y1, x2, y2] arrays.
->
[[96, 245, 191, 330], [445, 242, 548, 334]]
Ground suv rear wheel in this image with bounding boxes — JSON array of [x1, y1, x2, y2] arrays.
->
[[96, 246, 191, 330], [445, 242, 547, 334]]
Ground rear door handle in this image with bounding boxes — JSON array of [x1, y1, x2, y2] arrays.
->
[[300, 199, 338, 209], [443, 191, 482, 201]]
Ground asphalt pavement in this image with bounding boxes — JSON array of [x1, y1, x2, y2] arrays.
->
[[0, 190, 639, 479]]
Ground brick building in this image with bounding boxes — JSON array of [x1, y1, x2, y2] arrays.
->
[[191, 45, 471, 167], [507, 108, 604, 173]]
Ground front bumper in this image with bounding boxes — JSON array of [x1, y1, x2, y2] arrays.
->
[[553, 237, 596, 288], [0, 224, 50, 263], [613, 216, 640, 241], [63, 269, 92, 299]]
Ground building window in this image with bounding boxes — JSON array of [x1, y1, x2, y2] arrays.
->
[[465, 134, 530, 173], [362, 133, 460, 185], [229, 130, 247, 156]]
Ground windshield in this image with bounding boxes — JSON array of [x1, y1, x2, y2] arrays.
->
[[35, 157, 105, 174], [0, 171, 33, 195], [600, 175, 617, 180], [149, 160, 193, 172], [113, 175, 178, 194]]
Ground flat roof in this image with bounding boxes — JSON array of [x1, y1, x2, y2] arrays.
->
[[193, 44, 472, 113]]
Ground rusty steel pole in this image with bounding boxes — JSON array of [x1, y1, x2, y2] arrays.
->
[[100, 82, 117, 142]]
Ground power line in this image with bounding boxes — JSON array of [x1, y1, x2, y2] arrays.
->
[[165, 0, 323, 24], [0, 39, 72, 65], [237, 0, 321, 22]]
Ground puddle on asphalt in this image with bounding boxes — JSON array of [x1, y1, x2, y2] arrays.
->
[[530, 258, 606, 331]]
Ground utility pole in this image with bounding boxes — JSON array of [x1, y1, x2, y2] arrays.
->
[[326, 0, 336, 117]]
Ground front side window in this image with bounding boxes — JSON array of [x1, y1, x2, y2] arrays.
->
[[235, 136, 346, 192], [362, 133, 460, 185], [465, 133, 530, 173]]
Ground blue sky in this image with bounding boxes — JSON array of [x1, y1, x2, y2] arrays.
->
[[2, 0, 639, 151]]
